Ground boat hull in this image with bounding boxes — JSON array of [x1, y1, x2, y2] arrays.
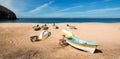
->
[[38, 30, 51, 40], [62, 29, 73, 37], [65, 38, 97, 53], [62, 29, 98, 53]]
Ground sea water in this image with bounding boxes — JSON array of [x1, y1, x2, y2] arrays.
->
[[0, 18, 120, 23]]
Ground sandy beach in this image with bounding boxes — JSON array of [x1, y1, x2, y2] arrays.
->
[[0, 23, 120, 59]]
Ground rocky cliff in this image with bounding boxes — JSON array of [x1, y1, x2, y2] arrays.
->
[[0, 5, 17, 20]]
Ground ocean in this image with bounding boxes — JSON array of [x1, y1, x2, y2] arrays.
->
[[0, 18, 120, 23]]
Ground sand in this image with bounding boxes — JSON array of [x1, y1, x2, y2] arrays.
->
[[0, 23, 120, 59]]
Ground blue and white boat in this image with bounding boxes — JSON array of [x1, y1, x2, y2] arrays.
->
[[62, 29, 98, 53]]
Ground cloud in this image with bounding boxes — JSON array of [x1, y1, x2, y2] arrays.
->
[[0, 0, 54, 18], [0, 0, 24, 17], [40, 7, 120, 18], [29, 1, 53, 13], [60, 5, 83, 12], [0, 0, 13, 10], [0, 0, 21, 12], [0, 0, 119, 18], [20, 1, 54, 18], [86, 7, 120, 13]]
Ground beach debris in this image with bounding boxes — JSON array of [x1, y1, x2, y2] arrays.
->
[[67, 24, 77, 29], [32, 24, 41, 31], [59, 39, 69, 47], [30, 36, 40, 42], [62, 29, 99, 53], [67, 24, 69, 26], [53, 23, 59, 29], [59, 35, 69, 47], [53, 23, 55, 26]]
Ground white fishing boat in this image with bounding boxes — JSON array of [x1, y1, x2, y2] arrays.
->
[[62, 29, 98, 53], [62, 29, 73, 37], [64, 37, 98, 53], [38, 30, 51, 40]]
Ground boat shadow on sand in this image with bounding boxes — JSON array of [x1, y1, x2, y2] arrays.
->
[[94, 49, 103, 53]]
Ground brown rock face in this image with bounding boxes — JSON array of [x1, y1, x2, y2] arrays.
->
[[0, 5, 17, 20]]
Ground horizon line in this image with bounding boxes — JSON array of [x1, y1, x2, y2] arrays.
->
[[18, 17, 120, 18]]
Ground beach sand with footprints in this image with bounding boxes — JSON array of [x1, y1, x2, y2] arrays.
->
[[0, 23, 120, 59]]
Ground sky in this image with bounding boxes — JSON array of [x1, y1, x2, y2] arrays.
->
[[0, 0, 120, 18]]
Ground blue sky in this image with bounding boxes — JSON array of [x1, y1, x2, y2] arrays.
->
[[0, 0, 120, 18]]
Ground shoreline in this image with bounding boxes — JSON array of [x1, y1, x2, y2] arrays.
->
[[0, 22, 120, 24], [1, 18, 120, 23]]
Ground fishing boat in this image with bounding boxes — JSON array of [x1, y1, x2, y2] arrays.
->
[[64, 37, 98, 53], [62, 29, 73, 37], [38, 30, 51, 40], [32, 25, 41, 31], [62, 29, 98, 53]]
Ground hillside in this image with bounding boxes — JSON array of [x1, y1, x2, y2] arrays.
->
[[0, 5, 17, 20]]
